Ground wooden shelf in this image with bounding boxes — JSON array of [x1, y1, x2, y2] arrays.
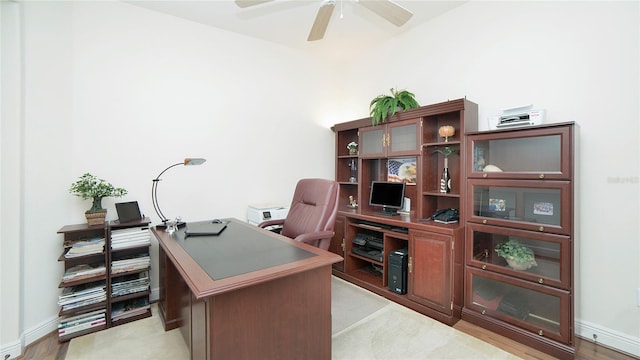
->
[[56, 217, 152, 342]]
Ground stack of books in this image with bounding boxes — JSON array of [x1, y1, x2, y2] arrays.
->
[[58, 282, 107, 311], [62, 264, 106, 283], [111, 298, 150, 322], [58, 309, 106, 337], [111, 272, 150, 298], [111, 227, 151, 250], [111, 254, 150, 274], [64, 237, 105, 258]]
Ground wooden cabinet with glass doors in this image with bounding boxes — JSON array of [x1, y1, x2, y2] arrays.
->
[[462, 122, 575, 360]]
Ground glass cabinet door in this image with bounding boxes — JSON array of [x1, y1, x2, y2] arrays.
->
[[388, 120, 420, 155], [466, 270, 571, 344], [466, 223, 570, 289], [468, 125, 573, 180], [467, 179, 571, 235], [360, 127, 385, 158]]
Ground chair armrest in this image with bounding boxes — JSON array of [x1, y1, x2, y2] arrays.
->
[[294, 230, 335, 245], [258, 219, 285, 228]]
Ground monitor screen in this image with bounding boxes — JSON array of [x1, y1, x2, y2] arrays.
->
[[369, 181, 405, 215]]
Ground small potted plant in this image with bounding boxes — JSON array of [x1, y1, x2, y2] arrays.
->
[[69, 173, 128, 225], [369, 88, 420, 126], [347, 141, 358, 155], [495, 239, 537, 270]]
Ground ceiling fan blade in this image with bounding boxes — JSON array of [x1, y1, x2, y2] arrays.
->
[[358, 0, 413, 27], [307, 0, 336, 41], [234, 0, 274, 8]]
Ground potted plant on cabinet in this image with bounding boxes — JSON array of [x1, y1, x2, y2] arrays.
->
[[495, 239, 537, 270], [369, 88, 420, 126], [69, 173, 128, 226]]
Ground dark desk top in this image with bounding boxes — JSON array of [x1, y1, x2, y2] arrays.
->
[[153, 218, 342, 299], [173, 219, 315, 280]]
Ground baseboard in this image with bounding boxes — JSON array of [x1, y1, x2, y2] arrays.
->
[[0, 338, 22, 360], [576, 319, 640, 358], [0, 315, 57, 360], [151, 286, 159, 302]]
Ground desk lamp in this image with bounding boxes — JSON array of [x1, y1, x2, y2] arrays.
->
[[152, 158, 206, 229]]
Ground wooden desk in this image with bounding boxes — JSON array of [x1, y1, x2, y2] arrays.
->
[[153, 218, 342, 360]]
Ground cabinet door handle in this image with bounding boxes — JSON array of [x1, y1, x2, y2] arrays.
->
[[482, 219, 487, 224], [538, 330, 544, 336], [482, 264, 487, 270], [408, 257, 413, 273], [539, 173, 545, 179], [538, 226, 545, 232]]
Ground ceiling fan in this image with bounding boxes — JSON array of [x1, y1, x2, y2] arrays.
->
[[234, 0, 413, 41]]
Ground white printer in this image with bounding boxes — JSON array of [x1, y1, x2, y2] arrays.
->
[[489, 104, 545, 130], [246, 204, 289, 226]]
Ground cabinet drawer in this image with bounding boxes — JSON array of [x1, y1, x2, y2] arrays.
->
[[467, 179, 572, 235], [466, 223, 571, 290], [465, 269, 571, 344]]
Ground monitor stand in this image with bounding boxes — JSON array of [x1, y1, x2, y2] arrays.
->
[[375, 207, 400, 216]]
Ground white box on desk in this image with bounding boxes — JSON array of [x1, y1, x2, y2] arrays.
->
[[247, 204, 289, 225]]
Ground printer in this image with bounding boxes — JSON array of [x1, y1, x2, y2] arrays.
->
[[247, 204, 289, 226], [489, 104, 545, 130]]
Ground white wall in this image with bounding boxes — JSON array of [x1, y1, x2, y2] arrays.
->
[[1, 0, 638, 358], [342, 1, 640, 355], [2, 1, 339, 358]]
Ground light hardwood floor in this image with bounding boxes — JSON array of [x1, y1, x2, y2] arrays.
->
[[16, 319, 638, 360]]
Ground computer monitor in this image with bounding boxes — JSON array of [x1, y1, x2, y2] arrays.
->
[[369, 181, 405, 216]]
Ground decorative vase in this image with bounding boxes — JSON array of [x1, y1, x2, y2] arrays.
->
[[349, 159, 357, 183], [439, 157, 451, 193], [349, 149, 358, 155], [85, 196, 106, 225], [85, 210, 107, 226], [506, 257, 537, 271]]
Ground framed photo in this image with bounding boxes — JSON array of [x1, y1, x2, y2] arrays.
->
[[387, 158, 417, 184], [525, 191, 561, 226]]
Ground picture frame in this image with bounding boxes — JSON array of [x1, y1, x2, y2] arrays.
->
[[387, 158, 417, 184], [524, 191, 561, 226]]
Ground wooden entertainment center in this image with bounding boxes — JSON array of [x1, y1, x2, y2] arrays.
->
[[330, 98, 575, 359]]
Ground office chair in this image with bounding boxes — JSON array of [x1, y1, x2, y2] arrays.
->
[[259, 178, 339, 251]]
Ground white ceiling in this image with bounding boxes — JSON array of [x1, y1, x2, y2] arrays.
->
[[126, 0, 467, 62]]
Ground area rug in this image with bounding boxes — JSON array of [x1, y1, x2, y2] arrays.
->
[[66, 277, 521, 360]]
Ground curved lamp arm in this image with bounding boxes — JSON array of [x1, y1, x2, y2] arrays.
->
[[152, 158, 206, 225]]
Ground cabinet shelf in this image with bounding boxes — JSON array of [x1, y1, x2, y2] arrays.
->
[[350, 252, 383, 265], [111, 288, 151, 303], [58, 301, 107, 317], [58, 324, 107, 342], [422, 140, 461, 148]]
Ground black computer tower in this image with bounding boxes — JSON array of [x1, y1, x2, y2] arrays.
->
[[388, 248, 408, 294]]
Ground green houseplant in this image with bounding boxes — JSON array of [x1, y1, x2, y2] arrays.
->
[[369, 88, 420, 126], [69, 173, 127, 225], [495, 239, 537, 270]]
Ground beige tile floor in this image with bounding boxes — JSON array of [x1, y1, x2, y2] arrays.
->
[[66, 277, 521, 360]]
